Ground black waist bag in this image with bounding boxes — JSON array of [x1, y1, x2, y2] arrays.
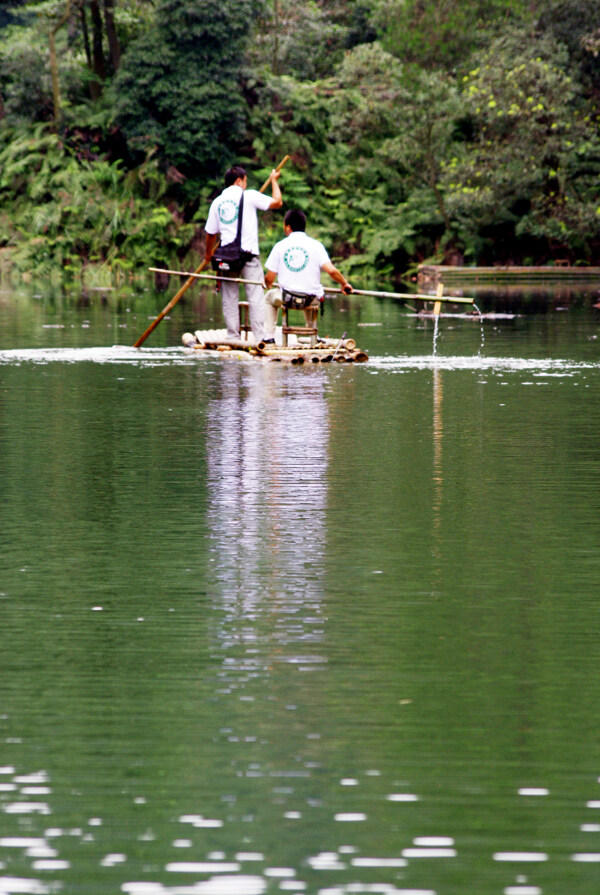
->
[[282, 290, 324, 316], [211, 244, 252, 275], [211, 192, 251, 274]]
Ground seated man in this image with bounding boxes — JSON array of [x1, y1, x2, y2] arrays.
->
[[262, 209, 353, 343]]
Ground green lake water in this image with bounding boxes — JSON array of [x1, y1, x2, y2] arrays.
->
[[1, 277, 600, 895]]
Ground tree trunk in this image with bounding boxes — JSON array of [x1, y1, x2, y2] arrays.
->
[[49, 0, 72, 123], [272, 0, 279, 76], [90, 0, 106, 83], [424, 120, 452, 234], [80, 1, 92, 68], [103, 0, 121, 72]]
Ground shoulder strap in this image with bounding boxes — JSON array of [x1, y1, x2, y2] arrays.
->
[[232, 191, 244, 249]]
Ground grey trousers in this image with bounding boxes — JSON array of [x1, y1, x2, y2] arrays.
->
[[220, 256, 265, 342]]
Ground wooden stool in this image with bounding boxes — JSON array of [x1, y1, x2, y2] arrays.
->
[[282, 301, 319, 347], [239, 301, 251, 340]]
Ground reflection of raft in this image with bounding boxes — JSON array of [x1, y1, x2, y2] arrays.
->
[[182, 330, 368, 364]]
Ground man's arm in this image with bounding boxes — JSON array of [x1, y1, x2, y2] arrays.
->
[[268, 169, 282, 209], [322, 260, 353, 294], [264, 269, 277, 289], [204, 232, 219, 263]]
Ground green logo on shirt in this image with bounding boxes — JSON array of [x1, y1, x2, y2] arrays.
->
[[218, 200, 238, 225], [284, 246, 309, 273]]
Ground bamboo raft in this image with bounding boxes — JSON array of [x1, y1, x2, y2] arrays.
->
[[141, 268, 476, 363], [182, 330, 368, 364]]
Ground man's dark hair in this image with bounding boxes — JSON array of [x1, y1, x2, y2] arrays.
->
[[224, 165, 247, 187], [284, 209, 306, 232]]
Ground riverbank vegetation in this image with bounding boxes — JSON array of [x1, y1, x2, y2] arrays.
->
[[1, 0, 599, 282]]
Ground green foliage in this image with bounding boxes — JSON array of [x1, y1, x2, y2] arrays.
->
[[0, 123, 195, 275], [320, 0, 378, 48], [112, 0, 158, 44], [0, 13, 54, 123], [246, 50, 464, 271], [247, 0, 348, 79], [0, 1, 29, 29], [114, 0, 254, 176], [0, 0, 120, 123], [538, 0, 600, 94], [371, 0, 532, 72], [443, 29, 600, 260], [2, 0, 600, 277], [327, 42, 406, 149]]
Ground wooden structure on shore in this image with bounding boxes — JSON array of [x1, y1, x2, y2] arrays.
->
[[418, 264, 600, 286]]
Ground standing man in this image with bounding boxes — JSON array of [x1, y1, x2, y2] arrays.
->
[[204, 165, 282, 342], [262, 209, 353, 343]]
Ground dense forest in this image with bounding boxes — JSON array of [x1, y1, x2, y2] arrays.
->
[[1, 0, 599, 282]]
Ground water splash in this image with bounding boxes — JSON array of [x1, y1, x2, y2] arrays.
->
[[432, 314, 441, 357], [473, 302, 485, 355]]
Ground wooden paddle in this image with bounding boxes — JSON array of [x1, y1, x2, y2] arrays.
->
[[147, 268, 475, 305], [133, 155, 290, 348]]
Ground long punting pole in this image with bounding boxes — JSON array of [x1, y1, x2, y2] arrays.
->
[[147, 268, 475, 305], [133, 155, 291, 348]]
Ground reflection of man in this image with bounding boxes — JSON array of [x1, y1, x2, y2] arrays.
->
[[262, 209, 353, 344], [204, 165, 282, 342], [205, 363, 330, 598]]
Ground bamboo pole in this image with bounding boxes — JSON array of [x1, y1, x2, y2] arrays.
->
[[259, 155, 289, 190], [148, 268, 475, 304], [324, 284, 474, 304], [332, 332, 347, 360], [196, 338, 264, 352], [134, 155, 290, 348]]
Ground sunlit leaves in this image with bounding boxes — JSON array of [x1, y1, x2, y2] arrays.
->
[[443, 28, 600, 258]]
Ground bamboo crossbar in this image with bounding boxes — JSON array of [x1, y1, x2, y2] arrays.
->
[[324, 286, 474, 304], [148, 268, 475, 304]]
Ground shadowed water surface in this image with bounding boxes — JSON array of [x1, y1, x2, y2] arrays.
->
[[1, 282, 600, 895]]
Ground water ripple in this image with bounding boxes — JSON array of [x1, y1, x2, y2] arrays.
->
[[0, 346, 191, 366], [370, 355, 600, 373]]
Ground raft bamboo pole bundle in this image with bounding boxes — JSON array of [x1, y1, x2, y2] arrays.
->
[[183, 332, 368, 362], [256, 338, 352, 351], [198, 338, 261, 351], [148, 268, 475, 304]]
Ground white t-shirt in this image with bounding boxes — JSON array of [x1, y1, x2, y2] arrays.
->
[[205, 185, 272, 256], [265, 231, 330, 297]]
